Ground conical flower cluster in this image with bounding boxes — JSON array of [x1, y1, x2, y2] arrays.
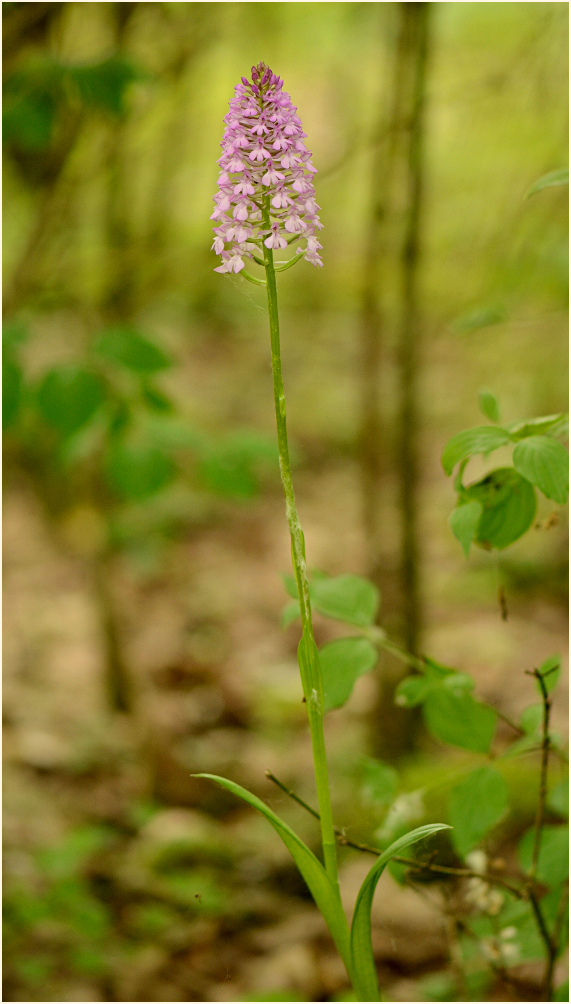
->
[[211, 62, 323, 274]]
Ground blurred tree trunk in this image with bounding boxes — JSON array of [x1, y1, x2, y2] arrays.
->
[[397, 0, 430, 659], [359, 2, 431, 757]]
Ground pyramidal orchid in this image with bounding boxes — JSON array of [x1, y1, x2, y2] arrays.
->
[[211, 62, 323, 276], [200, 63, 448, 1003]]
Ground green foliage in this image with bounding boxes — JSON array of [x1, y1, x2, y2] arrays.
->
[[320, 637, 378, 711], [194, 774, 352, 974], [423, 687, 496, 754], [360, 757, 399, 807], [395, 660, 496, 753], [478, 389, 500, 423], [464, 468, 537, 549], [448, 766, 508, 857], [518, 825, 569, 888], [443, 396, 568, 556], [2, 352, 23, 429], [548, 779, 569, 819], [350, 825, 450, 1002], [536, 653, 561, 694], [448, 500, 483, 557], [441, 426, 511, 476], [94, 326, 171, 373], [525, 168, 569, 198], [37, 365, 107, 437], [555, 980, 570, 1001], [105, 442, 176, 501], [512, 435, 569, 505], [284, 572, 380, 627], [3, 55, 141, 160]]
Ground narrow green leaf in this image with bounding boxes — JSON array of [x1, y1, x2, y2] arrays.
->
[[448, 766, 508, 857], [518, 825, 569, 887], [449, 500, 483, 557], [478, 389, 500, 423], [320, 637, 378, 712], [441, 426, 510, 476], [537, 654, 561, 694], [310, 574, 380, 627], [350, 824, 450, 1002], [513, 436, 568, 505], [423, 689, 496, 753], [37, 367, 106, 437], [360, 758, 399, 806], [465, 468, 537, 550], [194, 774, 351, 975], [94, 327, 171, 373], [525, 168, 569, 198]]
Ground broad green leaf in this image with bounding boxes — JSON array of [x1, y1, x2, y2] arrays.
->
[[508, 413, 569, 441], [525, 168, 569, 198], [478, 389, 500, 423], [320, 637, 378, 712], [71, 56, 141, 115], [37, 367, 106, 437], [2, 354, 22, 428], [94, 327, 171, 373], [441, 672, 475, 694], [105, 444, 176, 500], [281, 600, 301, 628], [448, 766, 508, 857], [449, 500, 483, 557], [520, 704, 543, 735], [310, 574, 380, 627], [518, 825, 569, 888], [360, 758, 399, 806], [423, 656, 457, 679], [441, 426, 511, 476], [512, 436, 568, 504], [194, 774, 351, 975], [200, 449, 257, 498], [465, 468, 537, 549], [350, 824, 450, 1002], [548, 779, 569, 819], [423, 689, 496, 753], [536, 653, 561, 694], [394, 673, 433, 708]]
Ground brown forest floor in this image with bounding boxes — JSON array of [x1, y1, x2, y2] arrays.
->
[[3, 450, 568, 1002]]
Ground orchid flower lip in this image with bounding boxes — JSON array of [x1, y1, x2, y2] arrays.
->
[[211, 61, 323, 272]]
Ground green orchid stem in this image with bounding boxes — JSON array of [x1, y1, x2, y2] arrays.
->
[[262, 200, 339, 890]]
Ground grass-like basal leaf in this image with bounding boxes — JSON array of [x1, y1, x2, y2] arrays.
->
[[350, 824, 451, 1001]]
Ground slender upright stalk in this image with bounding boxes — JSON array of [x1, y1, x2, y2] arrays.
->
[[262, 202, 339, 889]]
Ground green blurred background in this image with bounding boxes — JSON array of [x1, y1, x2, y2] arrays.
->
[[3, 3, 568, 1001]]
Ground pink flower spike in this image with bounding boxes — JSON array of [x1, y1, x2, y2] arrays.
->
[[233, 202, 250, 221], [211, 62, 323, 272]]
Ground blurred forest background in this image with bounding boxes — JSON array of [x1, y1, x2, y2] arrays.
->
[[2, 2, 568, 1002]]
